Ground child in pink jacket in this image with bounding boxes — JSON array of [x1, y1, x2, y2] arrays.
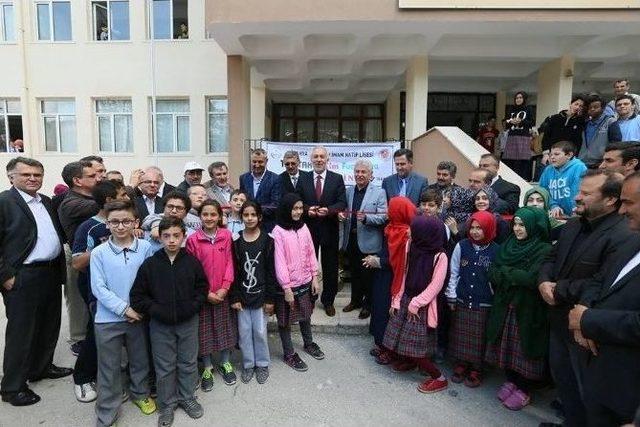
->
[[271, 194, 324, 372], [186, 200, 237, 390], [381, 215, 449, 394]]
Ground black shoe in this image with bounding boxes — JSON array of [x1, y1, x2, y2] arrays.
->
[[284, 353, 308, 372], [217, 362, 237, 386], [70, 341, 83, 357], [28, 365, 73, 381], [2, 389, 41, 406], [325, 305, 336, 317], [358, 308, 371, 319], [304, 342, 325, 360], [342, 303, 361, 313]]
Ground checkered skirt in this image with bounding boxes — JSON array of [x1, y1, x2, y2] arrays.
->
[[502, 135, 532, 160], [275, 284, 314, 328], [382, 296, 436, 358], [484, 305, 546, 380], [448, 305, 490, 366], [198, 299, 238, 356]]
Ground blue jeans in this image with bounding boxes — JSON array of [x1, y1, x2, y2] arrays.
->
[[237, 308, 270, 369]]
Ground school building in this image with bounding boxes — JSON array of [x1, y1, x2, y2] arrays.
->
[[0, 0, 638, 192]]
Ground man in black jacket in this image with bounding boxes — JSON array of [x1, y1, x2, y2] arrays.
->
[[297, 146, 347, 317], [278, 150, 307, 195], [568, 171, 640, 425], [538, 169, 630, 427], [0, 157, 71, 406], [479, 153, 520, 214]]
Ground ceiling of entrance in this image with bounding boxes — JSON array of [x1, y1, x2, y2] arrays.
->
[[208, 20, 640, 103]]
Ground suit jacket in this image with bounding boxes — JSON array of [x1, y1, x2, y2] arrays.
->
[[579, 237, 640, 420], [132, 182, 176, 199], [239, 170, 281, 230], [203, 181, 234, 206], [491, 176, 520, 214], [341, 184, 388, 253], [298, 170, 347, 246], [134, 195, 165, 222], [0, 187, 66, 286], [381, 172, 428, 206], [279, 170, 307, 195]]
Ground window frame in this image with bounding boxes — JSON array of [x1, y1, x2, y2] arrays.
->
[[91, 0, 130, 42], [95, 98, 133, 153], [40, 99, 76, 152], [148, 0, 188, 41], [150, 98, 191, 153], [0, 2, 15, 43], [206, 96, 228, 153], [34, 0, 72, 42], [0, 98, 22, 153]]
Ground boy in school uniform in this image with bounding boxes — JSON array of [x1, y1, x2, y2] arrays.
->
[[91, 200, 156, 427]]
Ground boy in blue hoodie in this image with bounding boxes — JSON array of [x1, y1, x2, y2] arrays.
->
[[539, 140, 587, 218]]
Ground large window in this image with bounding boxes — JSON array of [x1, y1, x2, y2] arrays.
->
[[273, 104, 385, 142], [0, 2, 14, 42], [150, 0, 188, 40], [92, 1, 129, 41], [96, 99, 133, 152], [41, 99, 76, 152], [152, 99, 190, 153], [426, 93, 496, 138], [35, 1, 72, 41], [207, 98, 228, 152], [0, 99, 22, 152]]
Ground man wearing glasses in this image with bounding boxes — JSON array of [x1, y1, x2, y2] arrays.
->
[[279, 150, 308, 195], [0, 157, 69, 406], [140, 191, 195, 253], [134, 167, 167, 221]]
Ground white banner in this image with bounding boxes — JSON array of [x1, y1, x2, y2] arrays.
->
[[264, 142, 401, 187]]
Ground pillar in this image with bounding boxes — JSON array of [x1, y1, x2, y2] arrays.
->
[[536, 55, 574, 125], [250, 80, 266, 140], [227, 55, 251, 184], [405, 56, 429, 143], [385, 91, 401, 140], [495, 91, 507, 131]]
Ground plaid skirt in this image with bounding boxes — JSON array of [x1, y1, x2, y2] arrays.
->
[[382, 296, 436, 358], [449, 305, 490, 366], [502, 135, 532, 160], [484, 305, 546, 380], [275, 284, 314, 328], [199, 299, 238, 356]]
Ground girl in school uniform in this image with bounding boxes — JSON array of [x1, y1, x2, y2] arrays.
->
[[186, 200, 237, 390], [446, 210, 499, 387], [484, 207, 552, 411], [382, 215, 449, 394], [271, 193, 324, 372]]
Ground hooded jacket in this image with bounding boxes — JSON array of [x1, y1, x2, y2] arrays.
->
[[579, 113, 621, 166], [539, 157, 587, 216]]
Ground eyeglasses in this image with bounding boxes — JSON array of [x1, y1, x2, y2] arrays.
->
[[141, 180, 160, 185], [107, 219, 135, 228], [166, 204, 186, 212], [284, 162, 298, 166]]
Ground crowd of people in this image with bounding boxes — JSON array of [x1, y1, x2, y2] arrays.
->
[[1, 136, 640, 426]]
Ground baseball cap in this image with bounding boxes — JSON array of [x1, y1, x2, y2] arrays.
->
[[183, 161, 204, 173]]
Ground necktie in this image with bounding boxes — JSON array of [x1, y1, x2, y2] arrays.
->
[[399, 178, 407, 197], [315, 175, 323, 201], [292, 176, 298, 188]]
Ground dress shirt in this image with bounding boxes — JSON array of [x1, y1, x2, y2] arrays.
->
[[18, 188, 62, 263], [143, 194, 157, 215], [290, 173, 300, 188], [216, 184, 232, 204], [252, 171, 266, 196], [612, 249, 640, 287]]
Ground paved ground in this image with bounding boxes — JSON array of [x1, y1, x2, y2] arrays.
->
[[0, 297, 561, 427]]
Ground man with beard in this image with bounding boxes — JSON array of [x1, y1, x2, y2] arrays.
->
[[538, 169, 630, 427], [599, 142, 640, 177], [426, 161, 459, 199]]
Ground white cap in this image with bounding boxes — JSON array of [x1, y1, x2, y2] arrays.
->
[[183, 161, 204, 173]]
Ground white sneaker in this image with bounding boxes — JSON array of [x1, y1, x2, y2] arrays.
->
[[74, 382, 97, 403]]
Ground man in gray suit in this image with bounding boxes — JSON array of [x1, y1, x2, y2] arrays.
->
[[339, 159, 388, 319], [381, 148, 428, 206]]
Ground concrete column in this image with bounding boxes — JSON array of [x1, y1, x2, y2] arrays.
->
[[385, 91, 401, 140], [250, 80, 266, 140], [495, 91, 507, 131], [227, 55, 251, 184], [405, 56, 429, 143], [536, 55, 574, 125]]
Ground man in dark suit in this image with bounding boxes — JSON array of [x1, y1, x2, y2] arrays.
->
[[133, 167, 166, 221], [298, 146, 347, 316], [0, 157, 71, 406], [240, 148, 281, 231], [538, 170, 630, 427], [567, 171, 640, 425], [279, 150, 307, 195], [128, 166, 176, 200], [479, 153, 521, 214], [381, 148, 428, 206]]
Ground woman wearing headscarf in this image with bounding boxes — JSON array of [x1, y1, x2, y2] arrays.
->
[[381, 216, 450, 394], [502, 91, 535, 180], [523, 186, 565, 241], [456, 187, 509, 244], [485, 207, 552, 411]]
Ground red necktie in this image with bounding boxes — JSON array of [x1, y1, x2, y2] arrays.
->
[[315, 175, 323, 201]]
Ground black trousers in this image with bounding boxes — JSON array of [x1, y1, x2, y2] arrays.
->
[[73, 276, 97, 385], [1, 265, 61, 394], [585, 400, 633, 427], [315, 238, 339, 307], [346, 236, 374, 309]]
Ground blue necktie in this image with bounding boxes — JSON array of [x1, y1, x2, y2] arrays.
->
[[399, 178, 406, 197]]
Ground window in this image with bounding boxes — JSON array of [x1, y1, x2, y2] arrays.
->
[[41, 99, 76, 152], [96, 99, 132, 152], [150, 0, 188, 40], [426, 93, 497, 138], [35, 1, 72, 41], [207, 98, 228, 152], [0, 2, 15, 42], [0, 99, 23, 152], [92, 1, 129, 41], [152, 99, 189, 152]]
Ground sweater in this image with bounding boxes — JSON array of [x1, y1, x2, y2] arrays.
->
[[185, 228, 234, 293], [504, 105, 534, 137], [540, 110, 585, 152], [130, 248, 208, 325], [616, 114, 640, 141], [446, 239, 498, 308], [539, 157, 587, 216], [272, 224, 318, 289], [229, 231, 278, 308]]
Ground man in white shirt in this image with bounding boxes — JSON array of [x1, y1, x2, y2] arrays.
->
[[278, 150, 307, 195]]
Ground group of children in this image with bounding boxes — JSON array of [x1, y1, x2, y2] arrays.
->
[[88, 191, 324, 427]]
